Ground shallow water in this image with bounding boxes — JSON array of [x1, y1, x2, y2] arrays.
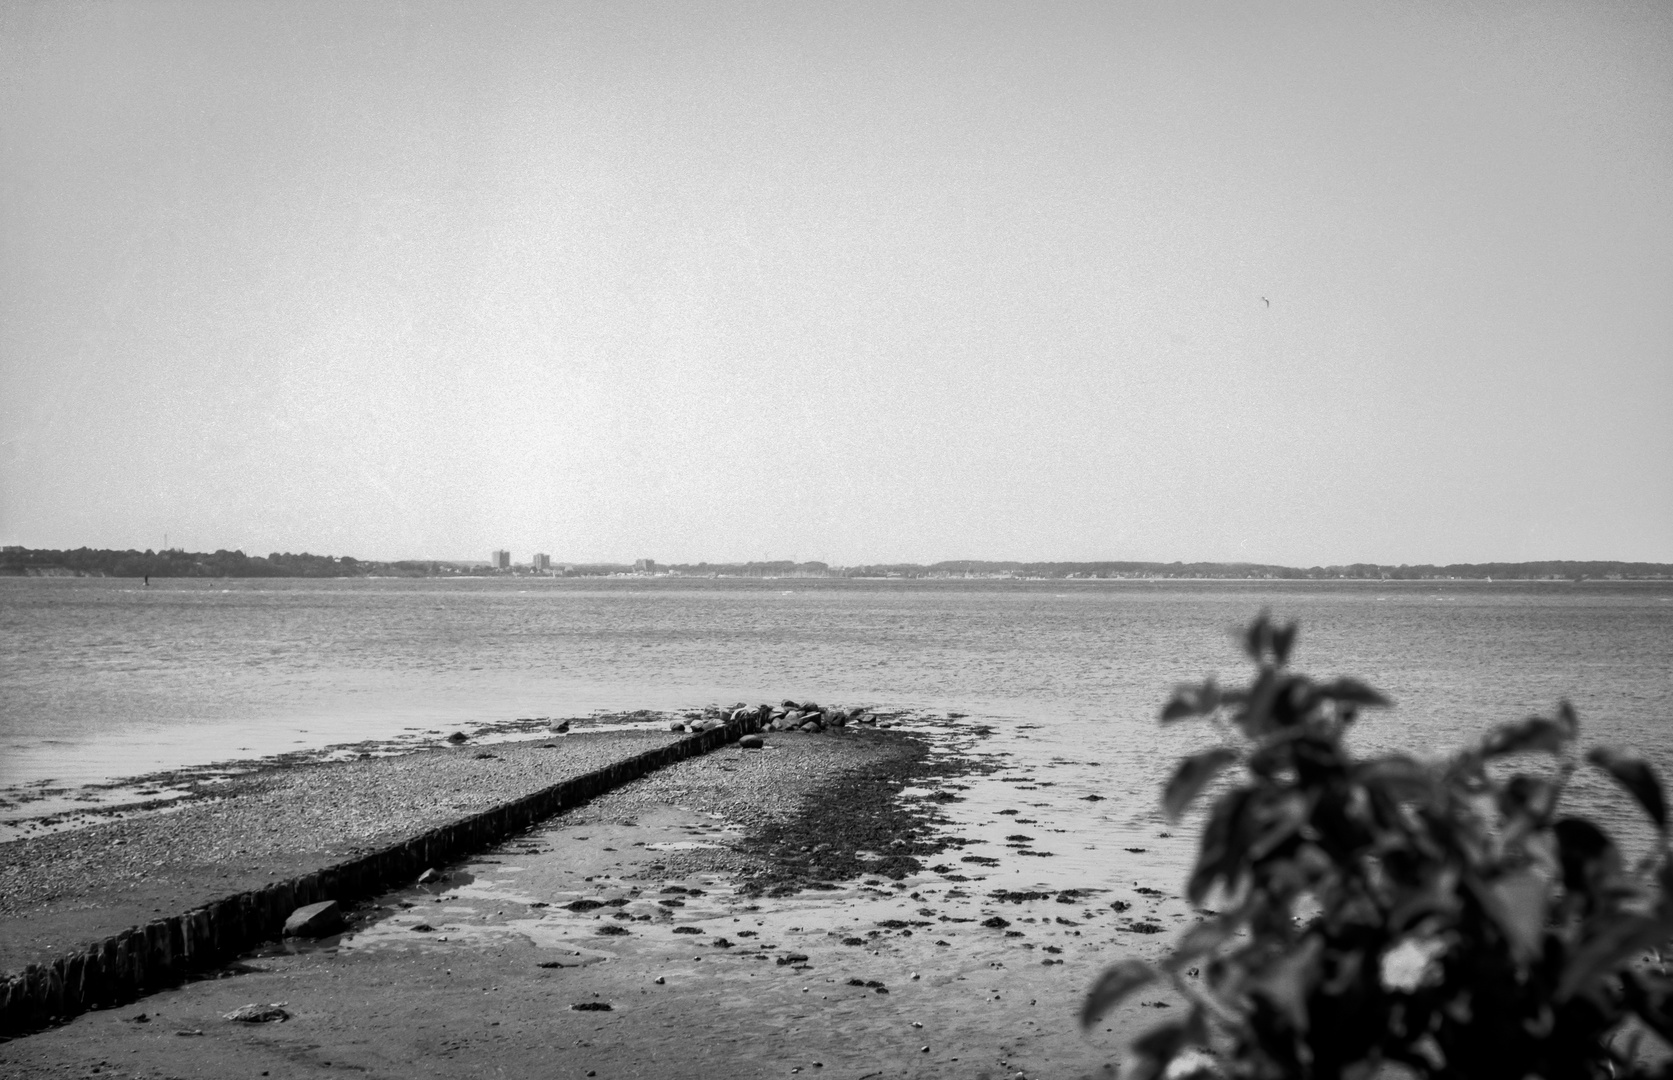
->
[[3, 576, 1670, 862]]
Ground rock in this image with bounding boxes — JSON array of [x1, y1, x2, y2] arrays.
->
[[445, 731, 468, 744], [739, 734, 765, 749], [411, 923, 436, 932], [417, 868, 445, 885], [552, 720, 571, 733], [783, 710, 804, 726], [283, 900, 344, 938], [224, 1003, 289, 1023], [669, 720, 686, 731]]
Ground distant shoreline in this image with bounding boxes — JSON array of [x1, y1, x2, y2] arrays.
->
[[4, 546, 1670, 582]]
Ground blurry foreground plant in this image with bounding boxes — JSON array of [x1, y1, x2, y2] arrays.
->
[[1084, 614, 1673, 1079]]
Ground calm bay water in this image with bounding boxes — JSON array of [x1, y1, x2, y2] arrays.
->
[[3, 577, 1671, 856]]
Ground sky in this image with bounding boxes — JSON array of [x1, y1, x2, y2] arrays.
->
[[2, 1, 1670, 566]]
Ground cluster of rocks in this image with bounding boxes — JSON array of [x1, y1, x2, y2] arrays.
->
[[667, 701, 883, 736]]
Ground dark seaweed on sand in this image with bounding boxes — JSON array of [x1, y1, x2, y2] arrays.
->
[[735, 732, 995, 897]]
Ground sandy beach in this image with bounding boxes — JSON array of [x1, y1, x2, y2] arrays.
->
[[0, 719, 1192, 1080]]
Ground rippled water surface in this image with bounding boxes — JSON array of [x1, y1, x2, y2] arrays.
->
[[3, 578, 1670, 838]]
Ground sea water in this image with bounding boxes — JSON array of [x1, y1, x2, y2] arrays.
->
[[3, 577, 1670, 856]]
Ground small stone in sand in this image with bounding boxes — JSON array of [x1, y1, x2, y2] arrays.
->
[[283, 900, 344, 938]]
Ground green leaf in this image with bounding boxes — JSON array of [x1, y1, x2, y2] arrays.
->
[[1272, 622, 1298, 667], [1188, 787, 1256, 905], [1557, 915, 1670, 1001], [1587, 747, 1667, 831], [1252, 936, 1322, 1031], [1318, 677, 1392, 709], [1240, 613, 1299, 668], [1161, 680, 1221, 723], [1621, 969, 1673, 1045], [1354, 756, 1432, 801], [1481, 716, 1573, 758], [1080, 959, 1156, 1029], [1472, 868, 1549, 962], [1242, 613, 1275, 663], [1236, 669, 1282, 737], [1247, 790, 1310, 861], [1498, 775, 1559, 826], [1554, 817, 1621, 905], [1556, 699, 1579, 739], [1164, 915, 1240, 973], [1126, 1020, 1193, 1080], [1163, 748, 1240, 823]]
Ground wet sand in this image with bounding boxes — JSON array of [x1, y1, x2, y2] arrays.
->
[[1, 724, 1193, 1080], [0, 728, 687, 974]]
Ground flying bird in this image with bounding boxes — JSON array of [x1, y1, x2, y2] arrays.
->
[[1261, 296, 1270, 307]]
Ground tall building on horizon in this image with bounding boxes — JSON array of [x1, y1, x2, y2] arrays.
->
[[531, 553, 551, 572], [490, 549, 510, 570]]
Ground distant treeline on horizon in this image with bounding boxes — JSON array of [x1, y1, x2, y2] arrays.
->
[[3, 546, 1671, 582]]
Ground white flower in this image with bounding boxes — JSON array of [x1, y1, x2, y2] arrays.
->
[[1381, 935, 1448, 992], [1164, 1049, 1221, 1079]]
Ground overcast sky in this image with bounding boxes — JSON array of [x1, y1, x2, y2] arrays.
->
[[2, 1, 1669, 565]]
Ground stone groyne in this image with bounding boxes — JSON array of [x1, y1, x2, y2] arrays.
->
[[0, 708, 785, 1039]]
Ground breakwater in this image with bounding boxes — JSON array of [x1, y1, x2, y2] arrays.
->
[[0, 708, 782, 1038]]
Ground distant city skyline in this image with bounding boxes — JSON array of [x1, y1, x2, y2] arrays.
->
[[5, 543, 1670, 583], [3, 2, 1669, 566]]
